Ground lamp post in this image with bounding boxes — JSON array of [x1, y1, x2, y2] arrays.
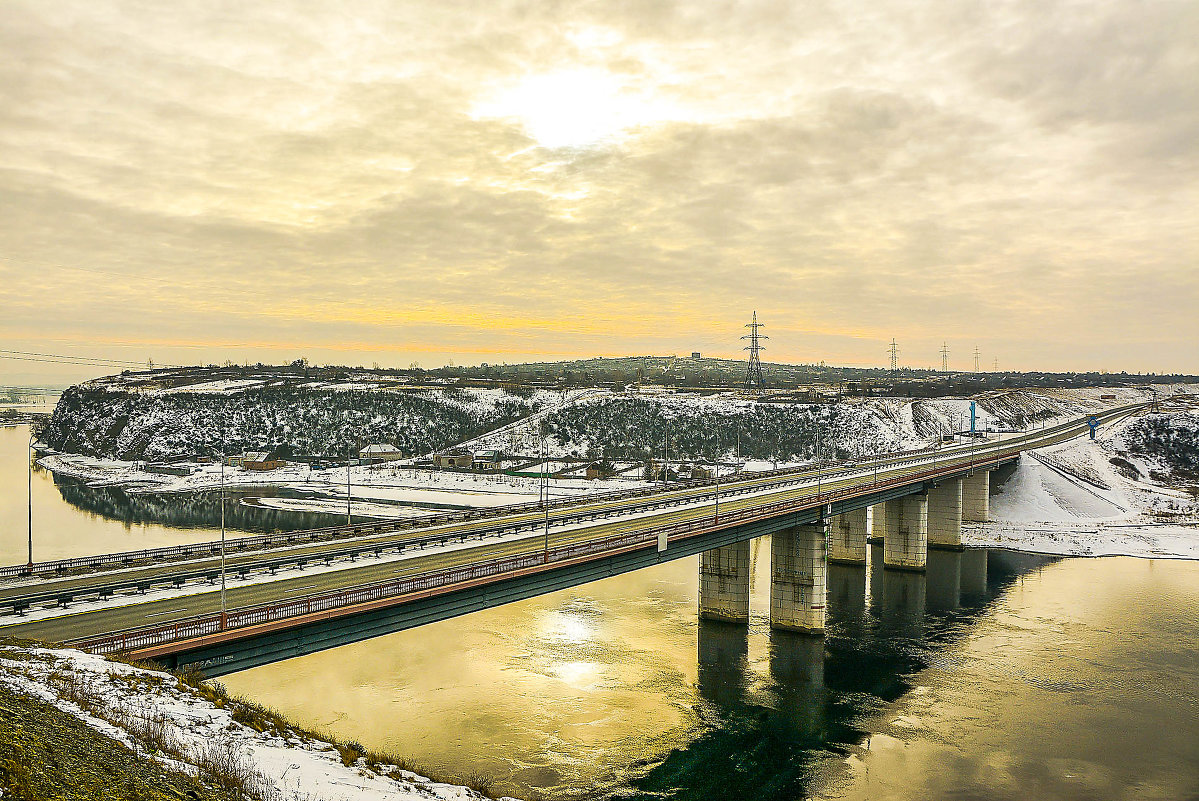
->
[[815, 422, 822, 501], [219, 451, 227, 630], [542, 438, 550, 563], [346, 448, 352, 526], [26, 431, 35, 573], [713, 432, 720, 523]]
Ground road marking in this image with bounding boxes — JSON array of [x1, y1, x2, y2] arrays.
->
[[145, 607, 188, 618]]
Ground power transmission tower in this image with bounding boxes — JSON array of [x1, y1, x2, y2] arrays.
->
[[940, 342, 949, 373], [973, 346, 980, 373], [742, 311, 768, 393], [888, 339, 899, 375], [993, 357, 999, 371]]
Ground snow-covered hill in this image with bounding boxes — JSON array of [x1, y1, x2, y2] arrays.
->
[[40, 384, 550, 461]]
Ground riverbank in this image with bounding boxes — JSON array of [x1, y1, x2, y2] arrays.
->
[[964, 411, 1199, 559], [0, 638, 512, 801]]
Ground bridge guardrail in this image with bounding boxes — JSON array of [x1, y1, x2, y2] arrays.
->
[[69, 423, 1098, 657]]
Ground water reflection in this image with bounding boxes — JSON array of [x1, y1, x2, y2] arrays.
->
[[53, 475, 346, 534], [925, 549, 962, 613]]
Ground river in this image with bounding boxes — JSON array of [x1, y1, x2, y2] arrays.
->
[[2, 423, 1197, 800]]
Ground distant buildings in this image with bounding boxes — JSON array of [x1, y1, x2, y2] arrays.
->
[[242, 451, 286, 471], [433, 451, 474, 469], [359, 443, 403, 462]]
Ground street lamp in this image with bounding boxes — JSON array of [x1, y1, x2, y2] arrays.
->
[[713, 432, 721, 523], [542, 438, 550, 563], [25, 431, 35, 573], [219, 450, 228, 630], [346, 447, 353, 526]]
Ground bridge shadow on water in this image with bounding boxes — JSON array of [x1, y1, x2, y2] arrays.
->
[[610, 547, 1056, 801]]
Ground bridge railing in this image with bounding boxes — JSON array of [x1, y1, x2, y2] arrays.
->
[[68, 434, 1055, 657], [4, 404, 1134, 579]]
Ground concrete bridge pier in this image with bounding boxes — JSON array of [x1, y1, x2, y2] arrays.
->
[[868, 503, 886, 546], [962, 470, 991, 522], [698, 541, 751, 622], [882, 493, 928, 571], [770, 523, 828, 633], [928, 478, 963, 550], [960, 548, 988, 597], [829, 508, 868, 563]]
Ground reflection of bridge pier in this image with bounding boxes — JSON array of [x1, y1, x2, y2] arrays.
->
[[697, 618, 749, 710], [871, 542, 926, 636], [960, 548, 988, 597], [827, 562, 866, 629], [768, 630, 826, 738], [925, 548, 961, 612]]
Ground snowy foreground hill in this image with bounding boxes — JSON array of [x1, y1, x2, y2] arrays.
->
[[0, 640, 515, 801]]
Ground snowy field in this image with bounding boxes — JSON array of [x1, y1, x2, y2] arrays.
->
[[0, 643, 513, 801], [965, 407, 1199, 559]]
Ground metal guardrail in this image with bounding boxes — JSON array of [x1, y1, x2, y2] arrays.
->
[[2, 403, 1138, 580], [71, 431, 1067, 656]]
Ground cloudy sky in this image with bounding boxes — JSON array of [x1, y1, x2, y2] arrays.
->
[[2, 0, 1196, 385]]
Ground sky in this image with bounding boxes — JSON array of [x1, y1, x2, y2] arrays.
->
[[2, 0, 1197, 386]]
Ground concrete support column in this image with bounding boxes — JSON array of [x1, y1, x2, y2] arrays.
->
[[882, 492, 928, 571], [962, 470, 991, 522], [699, 541, 751, 622], [869, 503, 887, 545], [829, 508, 868, 563], [927, 478, 963, 548], [770, 523, 828, 633]]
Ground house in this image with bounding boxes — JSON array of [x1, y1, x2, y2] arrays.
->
[[223, 455, 244, 467], [242, 451, 286, 471], [433, 451, 474, 469], [144, 462, 198, 477], [359, 443, 403, 463], [585, 461, 616, 480], [474, 450, 502, 471]]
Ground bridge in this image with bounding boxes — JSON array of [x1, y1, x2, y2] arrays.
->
[[0, 404, 1141, 676]]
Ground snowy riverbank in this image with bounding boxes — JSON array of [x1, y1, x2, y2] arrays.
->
[[964, 408, 1199, 559], [0, 641, 516, 801]]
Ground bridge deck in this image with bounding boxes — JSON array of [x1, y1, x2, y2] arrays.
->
[[0, 404, 1141, 675]]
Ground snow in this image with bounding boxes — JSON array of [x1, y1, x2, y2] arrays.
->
[[965, 410, 1199, 559], [0, 643, 514, 800]]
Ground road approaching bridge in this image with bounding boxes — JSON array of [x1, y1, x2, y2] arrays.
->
[[0, 404, 1141, 676]]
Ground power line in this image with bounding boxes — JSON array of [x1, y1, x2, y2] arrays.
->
[[0, 349, 184, 369]]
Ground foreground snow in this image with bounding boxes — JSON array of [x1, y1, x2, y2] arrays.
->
[[0, 643, 516, 801]]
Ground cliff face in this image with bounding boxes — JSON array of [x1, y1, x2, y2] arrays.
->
[[40, 385, 538, 461]]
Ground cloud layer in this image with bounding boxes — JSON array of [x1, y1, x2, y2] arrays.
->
[[2, 0, 1196, 382]]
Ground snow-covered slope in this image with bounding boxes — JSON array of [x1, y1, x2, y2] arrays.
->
[[0, 642, 515, 801]]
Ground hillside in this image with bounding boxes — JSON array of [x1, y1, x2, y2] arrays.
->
[[41, 384, 550, 461]]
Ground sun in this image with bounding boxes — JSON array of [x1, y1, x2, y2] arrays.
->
[[473, 68, 675, 149]]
